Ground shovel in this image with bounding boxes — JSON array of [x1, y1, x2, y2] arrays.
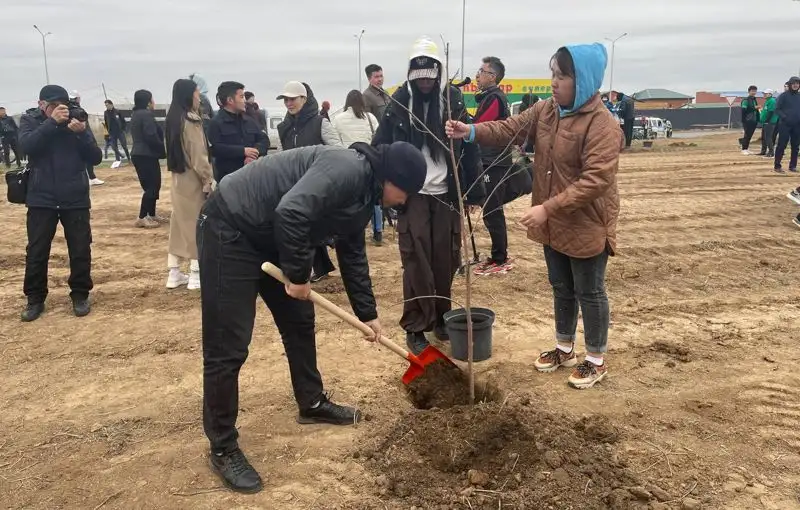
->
[[262, 262, 457, 385]]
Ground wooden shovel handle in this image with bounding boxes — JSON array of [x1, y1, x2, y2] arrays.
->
[[261, 262, 414, 361]]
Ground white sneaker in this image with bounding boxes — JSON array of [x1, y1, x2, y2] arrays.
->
[[166, 270, 189, 289], [187, 270, 201, 290], [89, 178, 105, 186], [741, 149, 752, 155]]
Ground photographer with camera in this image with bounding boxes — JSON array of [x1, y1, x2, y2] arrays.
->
[[18, 85, 102, 322]]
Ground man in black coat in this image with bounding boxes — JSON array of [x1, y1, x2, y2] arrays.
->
[[616, 91, 635, 148], [103, 99, 130, 161], [775, 76, 800, 173], [198, 142, 426, 494], [18, 85, 103, 322], [208, 81, 269, 181], [0, 107, 22, 169], [372, 36, 484, 355]]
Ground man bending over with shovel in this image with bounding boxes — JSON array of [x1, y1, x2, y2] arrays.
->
[[198, 141, 427, 493]]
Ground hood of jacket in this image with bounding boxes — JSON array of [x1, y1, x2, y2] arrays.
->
[[560, 43, 607, 118], [284, 83, 320, 126]]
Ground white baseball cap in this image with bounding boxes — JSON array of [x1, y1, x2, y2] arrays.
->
[[69, 90, 80, 99], [276, 81, 307, 100], [764, 88, 774, 95]]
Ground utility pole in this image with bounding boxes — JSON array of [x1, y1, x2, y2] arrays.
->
[[33, 25, 52, 84], [102, 83, 108, 101], [460, 0, 466, 79], [604, 32, 627, 93], [355, 30, 365, 90]]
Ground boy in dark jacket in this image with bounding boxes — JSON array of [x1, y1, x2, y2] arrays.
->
[[372, 36, 484, 354], [18, 85, 103, 322], [104, 100, 130, 161], [740, 85, 760, 155], [208, 81, 269, 181], [198, 142, 426, 494]]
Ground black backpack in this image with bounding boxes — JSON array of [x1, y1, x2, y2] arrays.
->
[[5, 167, 29, 205]]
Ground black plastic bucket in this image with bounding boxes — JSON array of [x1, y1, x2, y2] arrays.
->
[[443, 307, 495, 362]]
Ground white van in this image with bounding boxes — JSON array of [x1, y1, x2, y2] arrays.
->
[[267, 110, 286, 151]]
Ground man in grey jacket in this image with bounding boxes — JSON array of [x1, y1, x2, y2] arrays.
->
[[363, 64, 390, 119]]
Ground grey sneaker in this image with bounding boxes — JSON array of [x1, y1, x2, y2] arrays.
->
[[788, 190, 800, 206]]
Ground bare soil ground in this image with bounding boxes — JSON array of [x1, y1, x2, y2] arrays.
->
[[1, 133, 799, 510]]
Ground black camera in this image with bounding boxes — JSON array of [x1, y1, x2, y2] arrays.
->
[[67, 99, 88, 122]]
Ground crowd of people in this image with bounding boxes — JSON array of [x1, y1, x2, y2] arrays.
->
[[737, 78, 800, 227], [11, 33, 797, 495]]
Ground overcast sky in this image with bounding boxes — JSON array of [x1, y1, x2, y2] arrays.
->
[[1, 0, 798, 114]]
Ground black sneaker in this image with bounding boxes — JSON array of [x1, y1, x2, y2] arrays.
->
[[72, 298, 91, 317], [405, 331, 429, 355], [209, 448, 263, 494], [21, 302, 45, 322], [434, 325, 450, 341], [790, 168, 798, 173], [774, 166, 786, 174], [372, 231, 383, 246], [757, 151, 767, 156], [297, 395, 361, 425]]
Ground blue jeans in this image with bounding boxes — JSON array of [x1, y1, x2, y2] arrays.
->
[[543, 245, 609, 353], [372, 206, 383, 235]]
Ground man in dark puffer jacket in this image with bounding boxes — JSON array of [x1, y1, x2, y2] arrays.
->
[[197, 142, 426, 494], [18, 85, 103, 322]]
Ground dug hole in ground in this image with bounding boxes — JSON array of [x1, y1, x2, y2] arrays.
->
[[1, 132, 799, 509]]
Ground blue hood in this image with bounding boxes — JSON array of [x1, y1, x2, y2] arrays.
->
[[559, 43, 608, 118]]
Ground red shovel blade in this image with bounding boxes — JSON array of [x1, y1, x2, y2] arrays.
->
[[401, 344, 457, 385]]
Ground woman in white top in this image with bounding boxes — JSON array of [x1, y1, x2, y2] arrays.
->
[[332, 90, 384, 245]]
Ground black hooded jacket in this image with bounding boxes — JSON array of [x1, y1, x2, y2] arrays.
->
[[776, 80, 800, 126], [372, 83, 484, 205], [0, 115, 19, 140], [19, 107, 103, 209], [277, 84, 325, 149], [212, 145, 382, 321]]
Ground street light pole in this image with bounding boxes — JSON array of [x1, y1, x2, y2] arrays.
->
[[604, 32, 627, 93], [355, 29, 365, 90], [33, 24, 52, 84], [460, 0, 466, 79]]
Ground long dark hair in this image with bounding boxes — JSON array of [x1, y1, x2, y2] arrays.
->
[[344, 89, 367, 119], [133, 89, 152, 111], [409, 80, 445, 163], [165, 79, 197, 173]]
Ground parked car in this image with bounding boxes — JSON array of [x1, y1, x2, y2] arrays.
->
[[267, 109, 286, 151]]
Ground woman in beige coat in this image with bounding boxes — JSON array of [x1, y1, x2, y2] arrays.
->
[[164, 79, 214, 290]]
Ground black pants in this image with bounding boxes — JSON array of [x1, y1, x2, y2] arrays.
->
[[622, 120, 633, 147], [86, 163, 97, 180], [761, 124, 776, 155], [2, 137, 21, 168], [773, 121, 780, 146], [481, 166, 509, 263], [399, 193, 460, 333], [198, 196, 323, 453], [312, 245, 336, 277], [132, 155, 162, 218], [775, 123, 800, 170], [741, 122, 758, 151], [107, 133, 130, 161], [24, 208, 93, 304], [543, 245, 609, 353]]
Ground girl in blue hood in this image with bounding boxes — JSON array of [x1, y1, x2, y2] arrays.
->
[[447, 44, 622, 389]]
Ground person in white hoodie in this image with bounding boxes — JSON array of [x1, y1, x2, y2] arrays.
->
[[333, 90, 383, 244]]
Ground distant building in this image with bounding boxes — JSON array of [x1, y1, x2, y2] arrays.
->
[[695, 91, 766, 108], [631, 89, 693, 109]]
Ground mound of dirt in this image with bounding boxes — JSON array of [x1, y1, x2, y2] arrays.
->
[[357, 401, 671, 509], [405, 359, 501, 409]]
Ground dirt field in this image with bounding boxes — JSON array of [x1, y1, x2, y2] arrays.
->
[[1, 132, 799, 510]]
